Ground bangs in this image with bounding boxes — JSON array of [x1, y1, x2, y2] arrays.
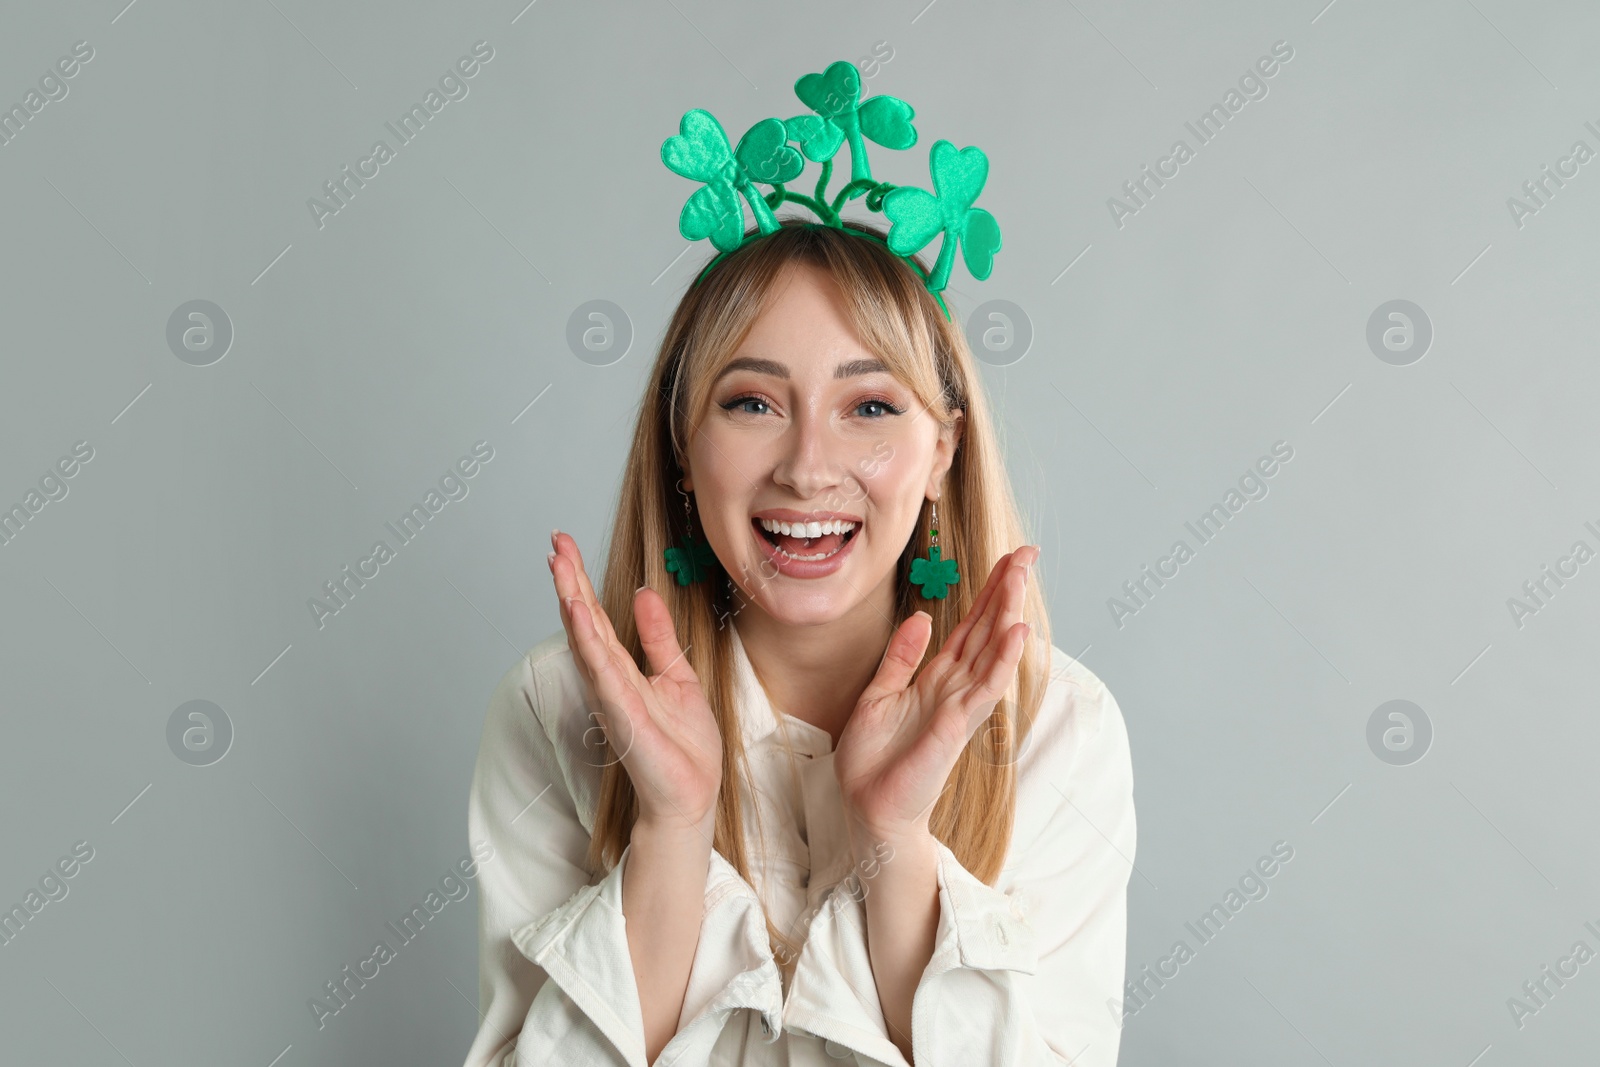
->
[[669, 220, 963, 457]]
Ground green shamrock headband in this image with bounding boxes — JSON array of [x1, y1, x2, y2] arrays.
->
[[660, 59, 1003, 312]]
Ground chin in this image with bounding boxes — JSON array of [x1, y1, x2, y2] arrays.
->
[[730, 557, 896, 630], [746, 587, 858, 627]]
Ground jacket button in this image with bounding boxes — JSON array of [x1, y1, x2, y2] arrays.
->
[[823, 1038, 852, 1058]]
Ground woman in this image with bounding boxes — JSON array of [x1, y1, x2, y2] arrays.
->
[[462, 220, 1136, 1067]]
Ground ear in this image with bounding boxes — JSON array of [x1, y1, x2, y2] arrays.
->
[[923, 410, 963, 499]]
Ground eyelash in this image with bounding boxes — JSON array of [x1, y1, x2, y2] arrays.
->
[[720, 393, 906, 418]]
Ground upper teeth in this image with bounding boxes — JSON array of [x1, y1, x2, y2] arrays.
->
[[758, 517, 858, 538]]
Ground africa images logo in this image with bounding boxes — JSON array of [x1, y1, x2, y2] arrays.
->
[[307, 41, 495, 230], [308, 840, 495, 1030], [308, 440, 495, 629]]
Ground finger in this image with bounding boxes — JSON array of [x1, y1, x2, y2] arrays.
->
[[966, 621, 1030, 724], [932, 618, 1028, 755], [552, 564, 610, 701], [553, 531, 617, 646], [943, 549, 1017, 664], [953, 547, 1030, 670], [560, 591, 601, 694], [922, 553, 1013, 698], [550, 553, 593, 687], [859, 611, 934, 705], [552, 556, 628, 681], [564, 594, 621, 694], [550, 543, 580, 636], [550, 550, 580, 622], [633, 584, 691, 682], [969, 554, 1033, 685]]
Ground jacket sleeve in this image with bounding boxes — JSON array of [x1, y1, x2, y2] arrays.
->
[[461, 648, 785, 1067], [780, 670, 1137, 1067]]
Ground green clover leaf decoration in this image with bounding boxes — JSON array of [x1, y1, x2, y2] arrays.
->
[[662, 109, 805, 252], [788, 60, 916, 185], [909, 545, 960, 599], [881, 140, 1001, 293], [659, 58, 999, 311], [664, 534, 717, 586]]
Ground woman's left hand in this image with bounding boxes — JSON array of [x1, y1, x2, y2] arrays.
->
[[834, 544, 1040, 845]]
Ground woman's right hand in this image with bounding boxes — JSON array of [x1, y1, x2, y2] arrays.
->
[[548, 530, 724, 839]]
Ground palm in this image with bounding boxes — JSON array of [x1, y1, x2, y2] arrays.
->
[[551, 533, 723, 832], [834, 660, 985, 833], [835, 545, 1038, 839], [602, 648, 723, 828]]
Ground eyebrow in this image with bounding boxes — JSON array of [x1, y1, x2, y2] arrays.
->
[[713, 356, 890, 382]]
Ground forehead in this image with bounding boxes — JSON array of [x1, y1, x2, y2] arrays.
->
[[721, 263, 883, 380]]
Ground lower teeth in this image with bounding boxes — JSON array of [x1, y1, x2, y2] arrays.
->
[[778, 545, 839, 561], [763, 529, 852, 562]]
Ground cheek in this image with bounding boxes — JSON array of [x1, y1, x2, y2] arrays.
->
[[855, 443, 924, 503], [693, 424, 771, 490], [688, 432, 744, 496], [698, 475, 751, 531]]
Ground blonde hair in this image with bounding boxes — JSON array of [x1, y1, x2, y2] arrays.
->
[[585, 218, 1051, 966]]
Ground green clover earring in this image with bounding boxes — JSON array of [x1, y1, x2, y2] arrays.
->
[[909, 498, 960, 599], [664, 478, 716, 586]]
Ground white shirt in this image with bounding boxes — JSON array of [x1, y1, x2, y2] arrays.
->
[[461, 622, 1136, 1067]]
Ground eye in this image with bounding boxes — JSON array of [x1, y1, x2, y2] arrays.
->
[[855, 395, 905, 418], [719, 392, 905, 418], [721, 393, 771, 416]]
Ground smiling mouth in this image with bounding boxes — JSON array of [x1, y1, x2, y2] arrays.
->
[[752, 517, 859, 561]]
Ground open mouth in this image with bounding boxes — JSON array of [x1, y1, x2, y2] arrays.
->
[[752, 516, 859, 562]]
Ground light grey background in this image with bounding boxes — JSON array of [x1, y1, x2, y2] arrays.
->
[[2, 0, 1597, 1063]]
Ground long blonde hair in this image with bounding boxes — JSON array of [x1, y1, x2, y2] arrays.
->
[[586, 218, 1051, 964]]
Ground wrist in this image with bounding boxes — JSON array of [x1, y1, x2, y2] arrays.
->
[[844, 800, 929, 842], [846, 814, 932, 866], [634, 810, 717, 851]]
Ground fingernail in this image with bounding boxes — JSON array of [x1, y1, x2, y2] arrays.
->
[[546, 551, 556, 569], [551, 529, 560, 547], [635, 584, 647, 595]]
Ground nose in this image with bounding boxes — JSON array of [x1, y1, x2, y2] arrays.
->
[[770, 405, 850, 503]]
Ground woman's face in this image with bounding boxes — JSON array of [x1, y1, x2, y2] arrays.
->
[[683, 263, 961, 627]]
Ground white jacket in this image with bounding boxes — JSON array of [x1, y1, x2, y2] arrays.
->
[[461, 622, 1136, 1067]]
